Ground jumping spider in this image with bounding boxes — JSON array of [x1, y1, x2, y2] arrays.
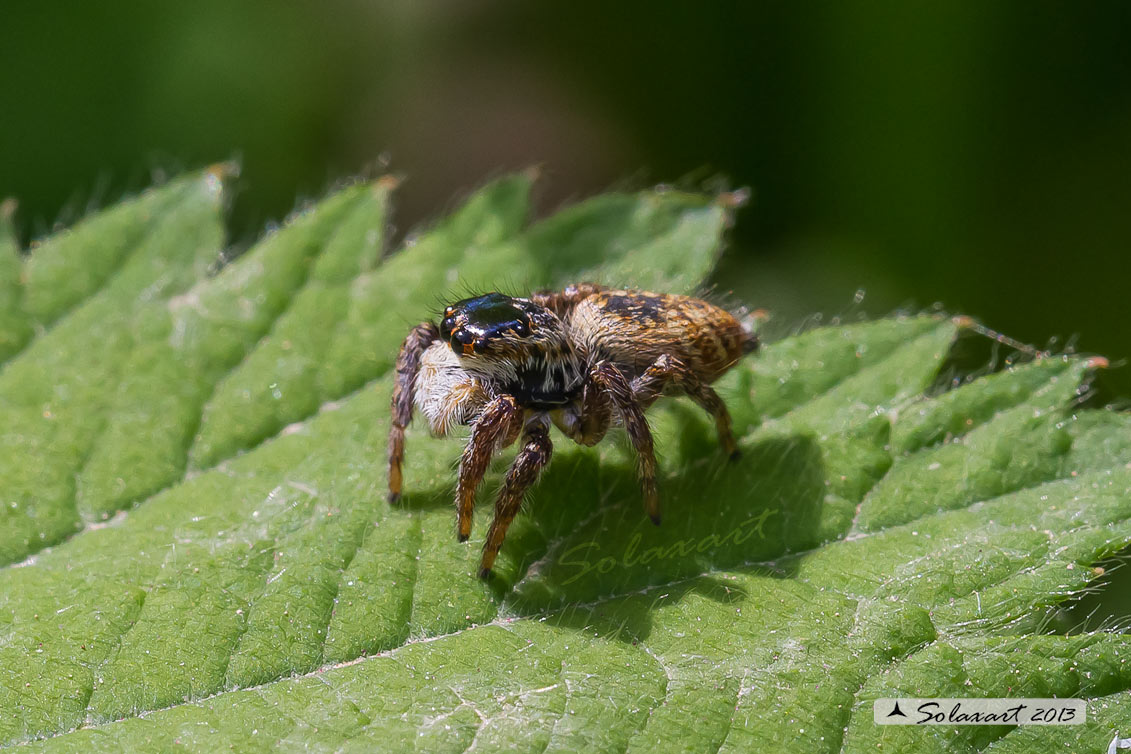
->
[[387, 283, 759, 578]]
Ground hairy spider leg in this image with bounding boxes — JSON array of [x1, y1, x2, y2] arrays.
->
[[588, 360, 662, 526], [480, 422, 553, 578], [631, 353, 740, 459], [387, 321, 439, 503], [556, 370, 612, 446], [456, 394, 524, 541], [530, 281, 607, 318]]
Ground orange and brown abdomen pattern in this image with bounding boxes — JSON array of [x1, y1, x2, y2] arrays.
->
[[568, 290, 754, 381]]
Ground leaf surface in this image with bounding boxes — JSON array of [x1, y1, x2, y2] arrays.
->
[[0, 174, 1128, 753]]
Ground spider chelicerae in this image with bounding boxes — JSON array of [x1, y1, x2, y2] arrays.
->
[[387, 282, 759, 578]]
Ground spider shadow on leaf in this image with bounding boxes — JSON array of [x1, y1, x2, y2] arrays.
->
[[503, 406, 827, 643], [529, 571, 760, 649], [391, 403, 828, 645]]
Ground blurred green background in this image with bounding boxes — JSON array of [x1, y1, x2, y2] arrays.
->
[[2, 0, 1129, 380], [1, 1, 1129, 626]]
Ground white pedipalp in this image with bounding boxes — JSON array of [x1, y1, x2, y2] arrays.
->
[[414, 341, 490, 436]]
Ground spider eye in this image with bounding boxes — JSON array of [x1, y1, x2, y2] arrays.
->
[[439, 316, 456, 339], [511, 319, 530, 337], [451, 328, 475, 349]]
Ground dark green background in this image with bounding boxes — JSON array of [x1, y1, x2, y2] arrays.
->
[[3, 1, 1129, 394], [1, 1, 1128, 627]]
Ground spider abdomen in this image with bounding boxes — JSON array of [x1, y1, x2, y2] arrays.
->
[[568, 290, 755, 381]]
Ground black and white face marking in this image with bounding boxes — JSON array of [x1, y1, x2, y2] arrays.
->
[[440, 292, 582, 406], [440, 293, 533, 355]]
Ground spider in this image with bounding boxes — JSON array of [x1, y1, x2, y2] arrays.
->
[[387, 283, 759, 578]]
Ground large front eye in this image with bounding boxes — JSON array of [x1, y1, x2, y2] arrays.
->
[[451, 327, 475, 352], [439, 316, 456, 339]]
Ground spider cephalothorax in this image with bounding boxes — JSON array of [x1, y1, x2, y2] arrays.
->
[[438, 293, 582, 407], [388, 283, 759, 578]]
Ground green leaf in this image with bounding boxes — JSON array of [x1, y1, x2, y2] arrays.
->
[[0, 199, 31, 363], [0, 173, 1128, 753], [0, 169, 227, 563]]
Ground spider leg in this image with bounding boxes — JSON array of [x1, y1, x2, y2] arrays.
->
[[456, 394, 523, 542], [387, 321, 439, 503], [530, 282, 606, 318], [590, 360, 662, 525], [479, 422, 553, 578], [552, 375, 613, 446], [631, 354, 740, 459]]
